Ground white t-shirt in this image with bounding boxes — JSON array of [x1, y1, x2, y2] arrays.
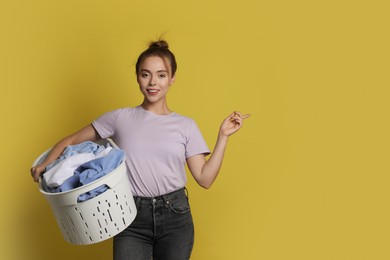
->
[[92, 106, 210, 197]]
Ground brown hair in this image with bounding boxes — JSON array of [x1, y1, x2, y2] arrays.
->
[[135, 40, 177, 77]]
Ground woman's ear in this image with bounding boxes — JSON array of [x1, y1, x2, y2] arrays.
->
[[170, 75, 176, 86]]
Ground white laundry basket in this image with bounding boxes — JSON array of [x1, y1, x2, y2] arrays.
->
[[33, 139, 137, 245]]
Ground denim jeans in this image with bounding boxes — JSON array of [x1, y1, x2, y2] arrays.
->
[[113, 188, 194, 260]]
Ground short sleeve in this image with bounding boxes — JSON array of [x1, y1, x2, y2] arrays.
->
[[185, 119, 211, 158], [92, 109, 121, 139]]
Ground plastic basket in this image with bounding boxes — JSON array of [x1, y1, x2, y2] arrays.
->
[[33, 139, 137, 245]]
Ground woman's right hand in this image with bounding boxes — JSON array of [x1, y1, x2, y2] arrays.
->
[[31, 164, 46, 182]]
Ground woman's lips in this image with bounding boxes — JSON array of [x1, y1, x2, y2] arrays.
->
[[147, 89, 159, 95]]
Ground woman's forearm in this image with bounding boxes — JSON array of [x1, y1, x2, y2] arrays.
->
[[197, 133, 229, 188], [39, 136, 74, 167], [31, 124, 100, 182], [187, 111, 250, 189]]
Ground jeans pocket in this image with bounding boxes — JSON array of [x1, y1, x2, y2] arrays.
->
[[167, 195, 190, 214]]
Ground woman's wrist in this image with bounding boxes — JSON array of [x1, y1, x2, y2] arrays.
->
[[218, 131, 229, 142]]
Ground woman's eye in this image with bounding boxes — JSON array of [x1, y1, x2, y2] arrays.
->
[[141, 73, 149, 78], [158, 74, 167, 78]]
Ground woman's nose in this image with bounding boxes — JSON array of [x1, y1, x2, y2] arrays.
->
[[149, 76, 157, 86]]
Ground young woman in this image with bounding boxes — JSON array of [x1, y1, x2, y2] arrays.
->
[[31, 40, 250, 260]]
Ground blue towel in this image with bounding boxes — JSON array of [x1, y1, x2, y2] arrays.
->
[[46, 148, 125, 202], [76, 149, 125, 202]]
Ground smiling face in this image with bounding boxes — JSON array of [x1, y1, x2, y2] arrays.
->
[[137, 56, 175, 106]]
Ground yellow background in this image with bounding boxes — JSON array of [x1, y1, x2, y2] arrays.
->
[[1, 0, 389, 259]]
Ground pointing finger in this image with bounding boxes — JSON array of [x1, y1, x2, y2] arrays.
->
[[233, 111, 251, 119]]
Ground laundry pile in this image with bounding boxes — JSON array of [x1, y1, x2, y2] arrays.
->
[[39, 141, 125, 202]]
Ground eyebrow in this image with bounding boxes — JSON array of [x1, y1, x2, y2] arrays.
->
[[140, 69, 168, 73]]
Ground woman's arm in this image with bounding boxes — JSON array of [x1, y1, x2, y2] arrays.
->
[[30, 124, 101, 182], [187, 111, 250, 189]]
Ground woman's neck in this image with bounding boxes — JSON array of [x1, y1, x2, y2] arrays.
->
[[141, 100, 172, 115]]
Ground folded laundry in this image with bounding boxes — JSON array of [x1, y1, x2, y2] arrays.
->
[[43, 153, 96, 188], [43, 147, 125, 202], [43, 147, 113, 188], [43, 141, 106, 172]]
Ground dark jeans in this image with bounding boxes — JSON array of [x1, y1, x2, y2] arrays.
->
[[113, 188, 194, 260]]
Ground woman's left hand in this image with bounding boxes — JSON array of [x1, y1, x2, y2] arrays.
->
[[220, 111, 250, 137]]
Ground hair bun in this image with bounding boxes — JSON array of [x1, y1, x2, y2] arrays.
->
[[149, 40, 169, 49]]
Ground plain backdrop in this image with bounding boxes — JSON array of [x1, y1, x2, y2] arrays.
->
[[1, 0, 389, 259]]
